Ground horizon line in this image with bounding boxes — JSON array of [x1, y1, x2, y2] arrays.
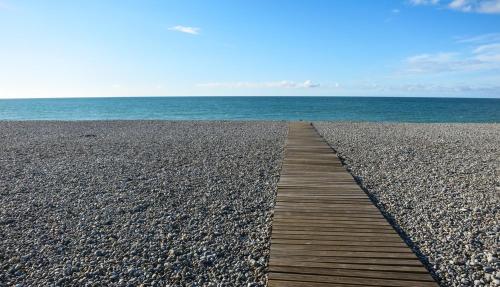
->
[[1, 95, 500, 100]]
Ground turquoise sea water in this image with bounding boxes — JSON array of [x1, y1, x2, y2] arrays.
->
[[0, 97, 499, 122]]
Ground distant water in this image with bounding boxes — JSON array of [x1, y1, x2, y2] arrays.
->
[[0, 97, 499, 122]]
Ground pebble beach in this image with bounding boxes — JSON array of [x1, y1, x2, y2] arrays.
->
[[1, 120, 499, 286], [0, 121, 286, 286], [315, 122, 499, 287]]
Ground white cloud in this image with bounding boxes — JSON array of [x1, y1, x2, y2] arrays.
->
[[409, 0, 439, 5], [168, 25, 200, 35], [409, 0, 500, 13], [449, 0, 471, 10], [473, 43, 500, 61], [392, 8, 401, 13], [449, 0, 500, 13], [477, 0, 500, 13], [0, 0, 11, 10], [405, 53, 462, 73], [403, 41, 500, 73], [298, 80, 320, 88], [197, 80, 320, 89], [456, 33, 500, 44], [350, 82, 500, 94]]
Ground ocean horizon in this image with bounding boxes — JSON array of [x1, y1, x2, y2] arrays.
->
[[0, 96, 499, 122]]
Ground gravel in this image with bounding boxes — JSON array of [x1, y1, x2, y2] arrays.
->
[[0, 121, 287, 286], [314, 122, 500, 287]]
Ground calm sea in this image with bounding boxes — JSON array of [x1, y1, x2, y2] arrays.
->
[[0, 97, 498, 122]]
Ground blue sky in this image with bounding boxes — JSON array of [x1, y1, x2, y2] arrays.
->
[[1, 0, 500, 98]]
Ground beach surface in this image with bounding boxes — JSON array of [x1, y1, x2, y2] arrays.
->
[[315, 122, 499, 287], [0, 121, 286, 286], [1, 121, 499, 286]]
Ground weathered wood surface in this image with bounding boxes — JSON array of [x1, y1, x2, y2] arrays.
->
[[268, 122, 437, 286]]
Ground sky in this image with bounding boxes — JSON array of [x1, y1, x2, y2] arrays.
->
[[1, 0, 500, 98]]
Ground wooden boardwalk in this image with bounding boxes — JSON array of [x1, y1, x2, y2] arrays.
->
[[268, 122, 438, 287]]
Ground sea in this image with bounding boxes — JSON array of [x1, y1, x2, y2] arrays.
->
[[0, 97, 499, 122]]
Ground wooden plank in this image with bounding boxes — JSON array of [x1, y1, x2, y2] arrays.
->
[[270, 266, 435, 281], [269, 258, 429, 273], [276, 199, 372, 204], [277, 192, 365, 196], [272, 210, 384, 218], [270, 255, 425, 266], [268, 273, 437, 287], [275, 204, 378, 210], [272, 226, 396, 234], [270, 249, 418, 259], [276, 198, 370, 202], [271, 234, 406, 242], [269, 280, 362, 287], [270, 243, 413, 253], [272, 223, 394, 230], [270, 239, 408, 247], [272, 215, 389, 223]]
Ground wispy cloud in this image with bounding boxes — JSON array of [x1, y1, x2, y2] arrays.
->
[[456, 33, 500, 44], [346, 81, 500, 94], [0, 0, 11, 10], [405, 53, 464, 73], [403, 39, 500, 73], [409, 0, 439, 5], [448, 0, 500, 13], [197, 80, 320, 89], [198, 79, 500, 95], [410, 0, 500, 13], [168, 25, 200, 35], [473, 43, 500, 61]]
